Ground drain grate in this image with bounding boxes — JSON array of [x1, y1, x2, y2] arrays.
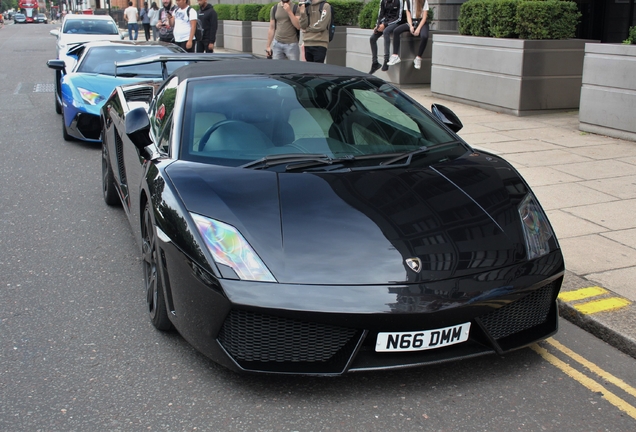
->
[[34, 83, 55, 93]]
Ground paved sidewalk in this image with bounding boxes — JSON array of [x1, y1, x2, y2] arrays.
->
[[403, 86, 636, 357]]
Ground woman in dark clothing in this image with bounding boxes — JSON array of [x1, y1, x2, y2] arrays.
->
[[387, 0, 430, 70]]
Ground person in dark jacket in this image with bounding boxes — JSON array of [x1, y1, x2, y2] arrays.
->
[[196, 0, 218, 53], [369, 0, 403, 74]]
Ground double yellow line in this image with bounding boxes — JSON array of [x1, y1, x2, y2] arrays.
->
[[558, 286, 631, 315], [531, 338, 636, 420]]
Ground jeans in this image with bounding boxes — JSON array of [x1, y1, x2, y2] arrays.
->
[[152, 25, 159, 41], [369, 22, 399, 63], [127, 23, 139, 40], [392, 22, 430, 57], [272, 39, 300, 61]]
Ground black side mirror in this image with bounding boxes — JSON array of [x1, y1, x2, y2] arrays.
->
[[47, 59, 66, 73], [431, 104, 463, 133], [125, 107, 153, 150]]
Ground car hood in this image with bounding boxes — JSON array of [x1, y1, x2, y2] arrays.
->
[[166, 153, 530, 285], [64, 74, 159, 112]]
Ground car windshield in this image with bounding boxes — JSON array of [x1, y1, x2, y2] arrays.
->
[[77, 46, 183, 76], [180, 75, 465, 170], [62, 19, 118, 35]]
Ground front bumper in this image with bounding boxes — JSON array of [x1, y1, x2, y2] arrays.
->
[[66, 111, 101, 142], [158, 237, 564, 375]]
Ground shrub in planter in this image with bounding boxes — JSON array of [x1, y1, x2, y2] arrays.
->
[[624, 26, 636, 44], [459, 0, 580, 39], [489, 0, 517, 38], [330, 0, 365, 26], [458, 0, 490, 36], [258, 2, 277, 22], [358, 0, 380, 29], [237, 3, 263, 22], [516, 0, 581, 39], [215, 4, 234, 21]]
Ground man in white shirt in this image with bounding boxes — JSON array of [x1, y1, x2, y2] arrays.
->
[[124, 1, 140, 41], [169, 0, 197, 52]]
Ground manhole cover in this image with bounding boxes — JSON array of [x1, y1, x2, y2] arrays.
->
[[34, 83, 55, 93]]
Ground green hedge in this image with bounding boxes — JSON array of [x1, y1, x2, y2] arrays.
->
[[331, 0, 365, 26], [215, 4, 234, 20], [358, 0, 380, 29], [624, 26, 636, 45], [258, 2, 277, 22], [237, 3, 264, 21], [459, 0, 581, 39]]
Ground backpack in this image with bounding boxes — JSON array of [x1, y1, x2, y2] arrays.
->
[[272, 3, 300, 41], [187, 6, 204, 41], [318, 1, 335, 42]]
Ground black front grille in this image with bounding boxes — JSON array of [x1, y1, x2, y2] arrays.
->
[[479, 283, 555, 340], [76, 113, 101, 140], [218, 310, 358, 364], [124, 87, 154, 102]]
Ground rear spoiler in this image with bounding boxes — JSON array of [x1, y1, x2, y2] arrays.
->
[[115, 53, 258, 80]]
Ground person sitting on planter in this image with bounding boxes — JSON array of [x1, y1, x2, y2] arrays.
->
[[369, 0, 404, 74], [387, 0, 429, 69]]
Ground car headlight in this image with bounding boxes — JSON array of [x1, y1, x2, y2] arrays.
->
[[518, 194, 555, 260], [77, 87, 105, 105], [191, 213, 276, 282]]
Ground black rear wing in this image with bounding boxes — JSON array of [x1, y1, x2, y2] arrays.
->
[[115, 53, 258, 80]]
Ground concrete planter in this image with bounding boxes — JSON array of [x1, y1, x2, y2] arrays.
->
[[215, 20, 224, 48], [251, 21, 269, 57], [346, 27, 444, 86], [579, 43, 636, 141], [223, 20, 252, 53], [325, 26, 348, 67], [431, 35, 597, 116]]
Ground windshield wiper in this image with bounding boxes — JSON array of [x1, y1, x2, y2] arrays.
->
[[380, 141, 462, 167], [116, 73, 140, 77], [241, 154, 331, 169]]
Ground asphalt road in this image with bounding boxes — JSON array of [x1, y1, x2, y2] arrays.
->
[[1, 23, 635, 431]]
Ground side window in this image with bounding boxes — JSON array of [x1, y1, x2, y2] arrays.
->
[[150, 76, 179, 140], [157, 114, 173, 154]]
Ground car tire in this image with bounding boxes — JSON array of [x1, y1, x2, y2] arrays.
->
[[142, 202, 173, 331], [101, 143, 120, 206], [61, 110, 72, 141]]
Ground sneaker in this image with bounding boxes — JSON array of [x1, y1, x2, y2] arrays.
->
[[369, 61, 381, 75], [381, 60, 389, 72], [414, 57, 422, 70], [387, 55, 401, 66]]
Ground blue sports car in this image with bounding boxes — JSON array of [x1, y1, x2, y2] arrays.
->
[[47, 41, 186, 142]]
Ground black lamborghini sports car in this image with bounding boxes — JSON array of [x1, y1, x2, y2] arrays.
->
[[101, 59, 564, 375]]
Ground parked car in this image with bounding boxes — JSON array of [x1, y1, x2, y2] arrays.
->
[[36, 13, 48, 24], [46, 41, 186, 142], [101, 59, 564, 376], [14, 13, 27, 24]]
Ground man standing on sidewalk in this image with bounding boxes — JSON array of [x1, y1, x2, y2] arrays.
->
[[124, 1, 140, 41], [169, 0, 198, 52], [266, 0, 301, 61], [299, 0, 332, 63], [196, 0, 218, 53]]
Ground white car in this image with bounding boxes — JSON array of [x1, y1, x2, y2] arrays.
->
[[50, 14, 123, 67]]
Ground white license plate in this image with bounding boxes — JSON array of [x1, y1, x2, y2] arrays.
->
[[375, 322, 471, 352]]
